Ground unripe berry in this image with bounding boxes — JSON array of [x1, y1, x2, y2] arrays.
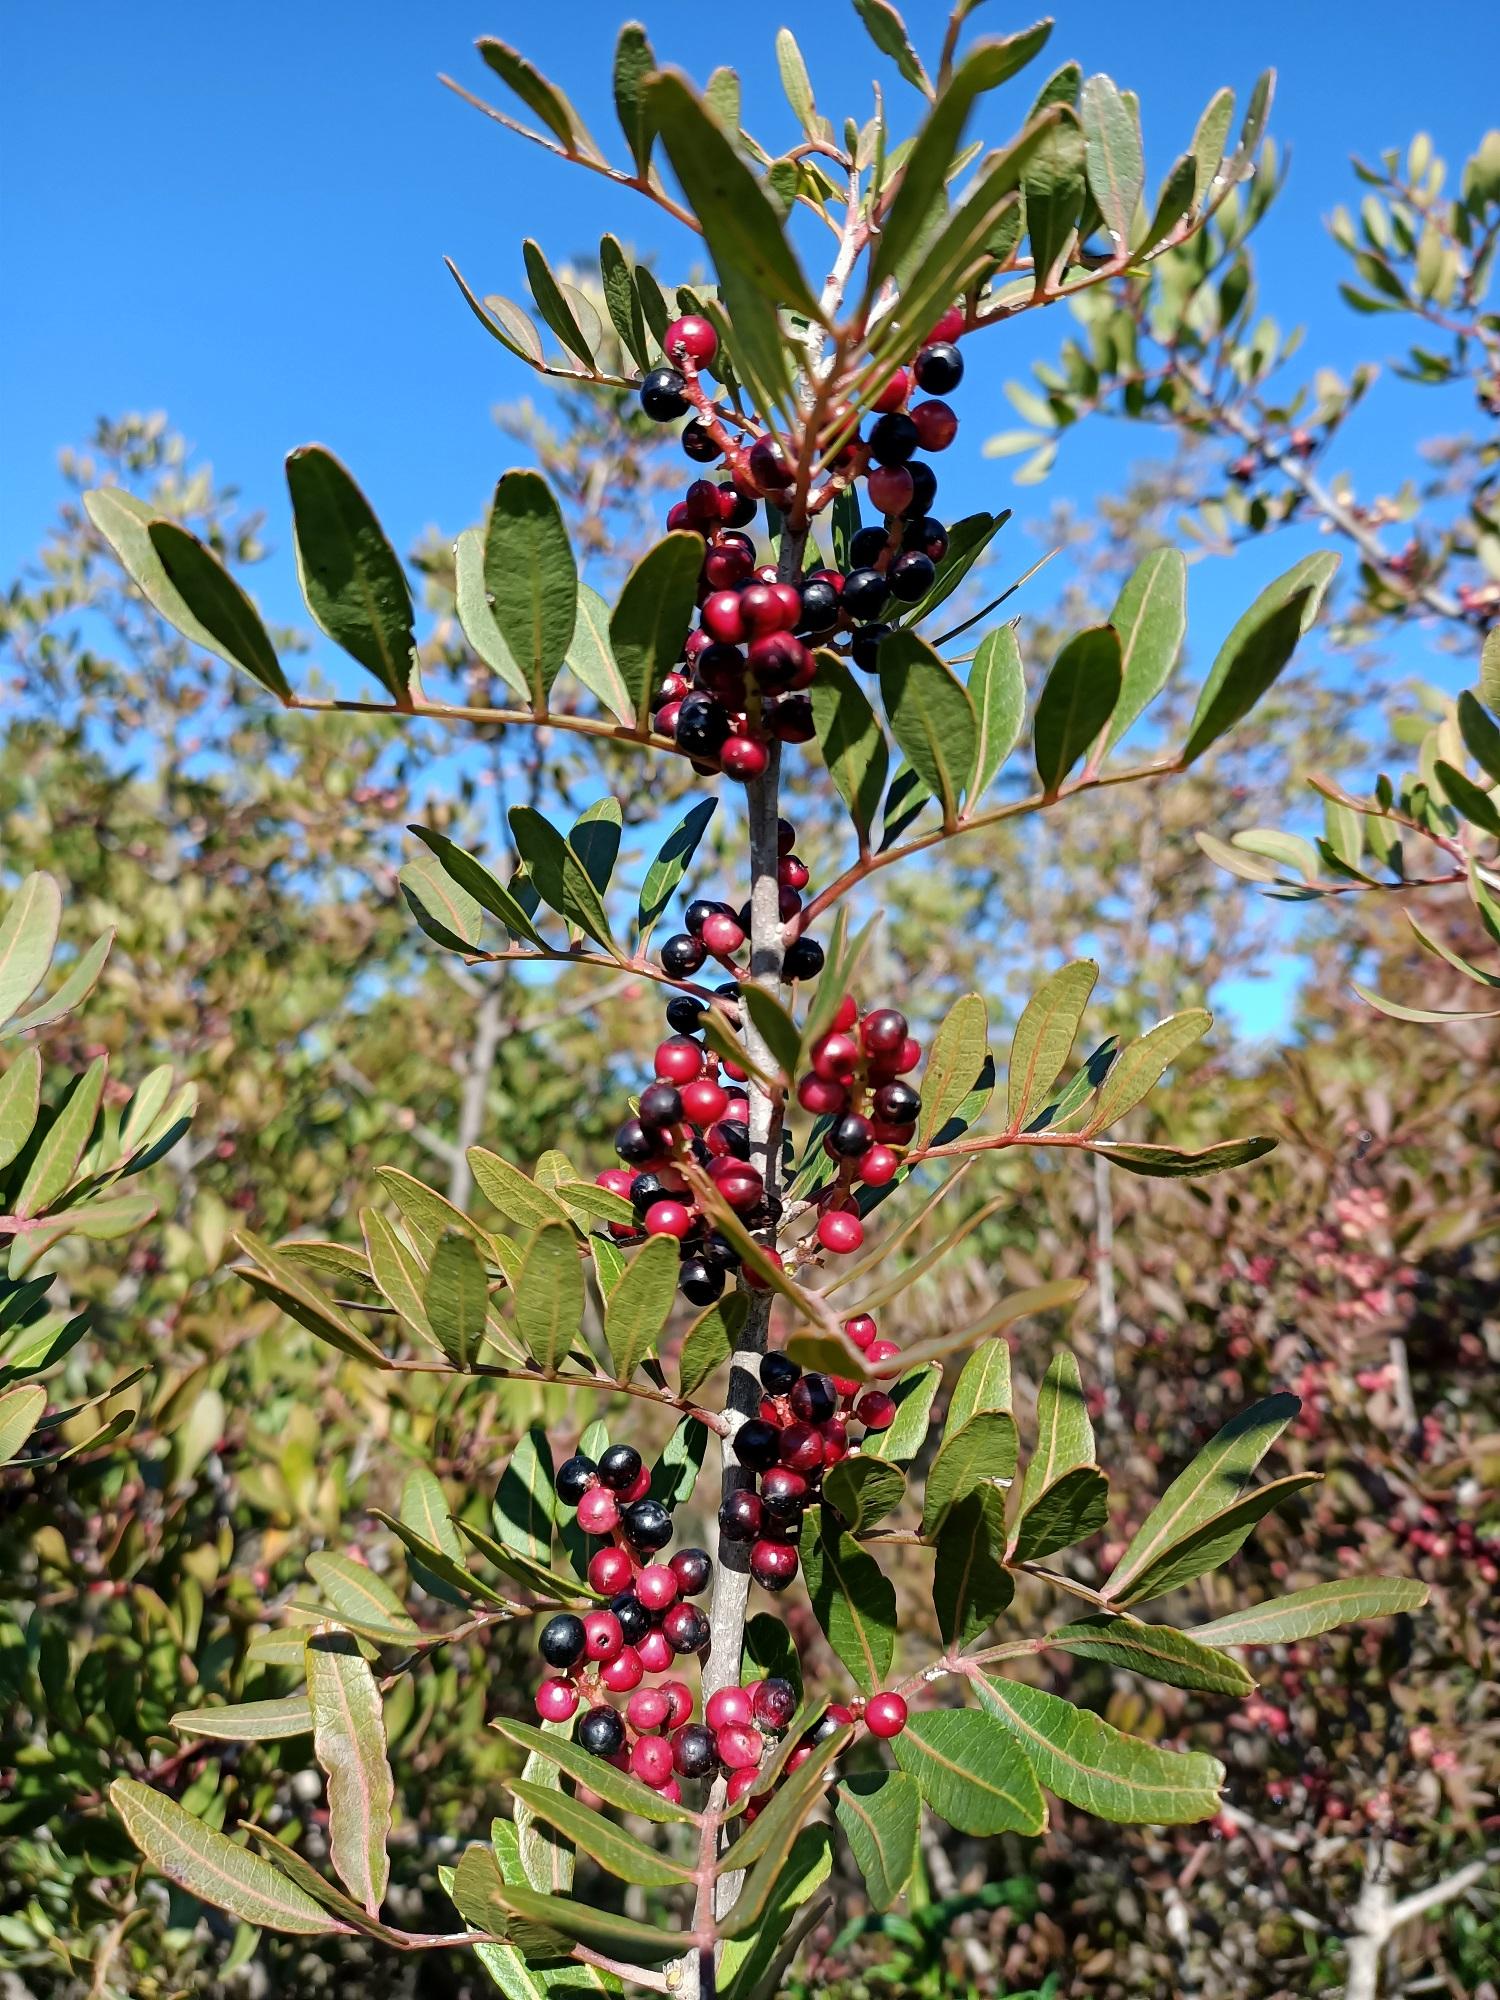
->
[[636, 1564, 679, 1613], [701, 912, 746, 956], [583, 1610, 625, 1663], [822, 1416, 850, 1464], [856, 1390, 897, 1431], [721, 735, 770, 781], [873, 366, 911, 412], [535, 1677, 579, 1722], [595, 1167, 636, 1201], [664, 314, 718, 367], [627, 1683, 672, 1734], [778, 1421, 825, 1473], [680, 1077, 730, 1126], [717, 1723, 764, 1772], [866, 1338, 902, 1366], [588, 1546, 634, 1596], [790, 1373, 837, 1424], [859, 1144, 901, 1186], [601, 1644, 644, 1692], [725, 1765, 760, 1805], [798, 1073, 848, 1116], [911, 400, 958, 451], [655, 1037, 705, 1084], [661, 1679, 695, 1728], [750, 1539, 799, 1590], [646, 1199, 694, 1239], [701, 590, 746, 644], [637, 1628, 674, 1674], [752, 1677, 798, 1732], [818, 1209, 864, 1254], [844, 1313, 878, 1350], [867, 464, 916, 515], [865, 1691, 909, 1738], [631, 1734, 678, 1789], [706, 1685, 754, 1731], [576, 1487, 620, 1536]]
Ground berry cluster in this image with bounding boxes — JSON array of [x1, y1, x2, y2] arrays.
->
[[719, 1333, 903, 1593], [795, 1000, 923, 1258], [638, 310, 969, 773]]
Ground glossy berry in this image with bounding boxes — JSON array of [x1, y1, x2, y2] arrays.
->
[[873, 366, 911, 412], [655, 1037, 704, 1085], [615, 1119, 660, 1166], [790, 1373, 837, 1425], [637, 1628, 674, 1674], [597, 1445, 643, 1494], [588, 1545, 634, 1596], [809, 1701, 855, 1744], [638, 1084, 682, 1132], [850, 622, 890, 672], [783, 937, 825, 981], [706, 1685, 754, 1731], [830, 1112, 875, 1159], [601, 1645, 644, 1692], [760, 1352, 802, 1397], [583, 1610, 625, 1663], [906, 462, 939, 517], [608, 1592, 652, 1647], [679, 1256, 724, 1305], [664, 314, 718, 367], [750, 1539, 799, 1590], [662, 1679, 695, 1728], [717, 1723, 763, 1772], [631, 1734, 678, 1789], [753, 1677, 798, 1732], [681, 418, 721, 463], [874, 1080, 921, 1124], [577, 1486, 620, 1536], [659, 934, 705, 982], [539, 1613, 587, 1671], [799, 576, 840, 631], [674, 693, 735, 759], [719, 1487, 764, 1539], [778, 1421, 825, 1474], [640, 367, 690, 421], [856, 1389, 897, 1430], [811, 1030, 860, 1080], [623, 1498, 673, 1552], [701, 911, 746, 956], [903, 514, 949, 563], [663, 1602, 710, 1654], [672, 1722, 717, 1779], [818, 1209, 864, 1254], [535, 1677, 579, 1722], [889, 551, 936, 602], [866, 1691, 910, 1738], [859, 1144, 901, 1186], [666, 993, 706, 1035], [914, 342, 963, 393], [680, 1076, 729, 1126], [861, 1008, 908, 1054], [635, 1563, 678, 1613], [844, 1313, 878, 1350], [866, 1338, 903, 1366], [556, 1455, 598, 1506], [646, 1199, 694, 1239], [848, 526, 891, 569], [669, 1546, 712, 1596], [911, 399, 958, 452], [628, 1685, 672, 1734], [735, 1419, 782, 1472], [578, 1704, 628, 1759], [869, 412, 919, 465], [760, 1466, 809, 1523], [842, 567, 891, 622], [721, 735, 770, 781], [867, 464, 915, 516]]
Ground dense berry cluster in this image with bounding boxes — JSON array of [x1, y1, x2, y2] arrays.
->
[[795, 1000, 923, 1258], [719, 1332, 903, 1593], [639, 310, 968, 774]]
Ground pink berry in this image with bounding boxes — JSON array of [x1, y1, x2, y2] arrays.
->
[[636, 1564, 679, 1613], [588, 1546, 634, 1595], [867, 464, 915, 516], [627, 1685, 672, 1733], [818, 1209, 865, 1255], [721, 735, 770, 781], [857, 1390, 897, 1431], [620, 1462, 652, 1504], [535, 1677, 579, 1722], [858, 1145, 900, 1186], [646, 1200, 694, 1239], [865, 1691, 909, 1738], [664, 314, 718, 367], [716, 1724, 764, 1772], [811, 1031, 860, 1080], [655, 1038, 705, 1084], [661, 1679, 695, 1728], [577, 1487, 620, 1536], [706, 1686, 754, 1732], [601, 1644, 644, 1692], [584, 1611, 625, 1662], [632, 1733, 678, 1788], [702, 912, 746, 956], [595, 1167, 635, 1198], [637, 1628, 674, 1674]]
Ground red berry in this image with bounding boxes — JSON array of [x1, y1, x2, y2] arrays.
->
[[715, 1167, 765, 1212], [844, 1313, 878, 1350], [861, 1008, 908, 1054], [684, 479, 723, 526], [721, 735, 771, 781], [858, 1145, 900, 1186], [777, 885, 803, 921], [601, 1644, 644, 1691], [821, 1416, 850, 1464], [777, 817, 797, 853], [866, 1338, 902, 1366], [702, 912, 746, 956], [797, 1074, 848, 1116], [636, 1564, 679, 1612], [818, 1209, 864, 1255], [583, 1610, 625, 1662], [811, 1031, 860, 1080], [661, 1678, 696, 1728], [866, 1691, 909, 1738], [637, 1628, 674, 1674], [588, 1546, 634, 1595], [663, 1602, 710, 1654], [744, 1250, 785, 1291], [785, 1743, 813, 1775], [717, 1723, 763, 1772], [749, 1539, 799, 1590], [779, 855, 810, 890], [778, 1422, 825, 1473], [666, 501, 693, 533], [725, 1765, 760, 1804], [927, 307, 964, 344], [738, 583, 782, 637], [706, 1686, 754, 1731], [655, 1038, 705, 1083], [632, 1734, 678, 1788], [867, 464, 915, 516], [535, 1677, 579, 1721], [701, 591, 746, 644], [645, 1200, 694, 1239], [703, 542, 753, 590], [856, 1390, 897, 1431], [873, 367, 911, 413], [595, 1167, 635, 1199], [680, 1077, 730, 1126], [577, 1487, 621, 1536], [664, 314, 718, 367], [911, 400, 958, 451], [628, 1685, 672, 1733], [620, 1462, 652, 1504]]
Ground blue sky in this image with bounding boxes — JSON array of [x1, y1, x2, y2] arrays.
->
[[4, 1, 1493, 1033]]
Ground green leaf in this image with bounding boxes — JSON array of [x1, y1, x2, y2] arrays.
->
[[1105, 1393, 1300, 1601], [718, 1728, 851, 1931], [865, 1365, 941, 1464], [892, 1708, 1046, 1835], [648, 1416, 708, 1511], [0, 1046, 41, 1171], [564, 582, 633, 722], [285, 447, 416, 703], [835, 1771, 920, 1912], [604, 1235, 677, 1381], [1034, 625, 1122, 794], [147, 522, 290, 699], [811, 653, 889, 846], [599, 232, 649, 369], [873, 29, 1053, 287], [878, 628, 978, 827], [1023, 110, 1087, 282], [1046, 1616, 1254, 1696], [400, 851, 484, 952], [1019, 1351, 1094, 1519], [1482, 629, 1500, 711], [1080, 74, 1143, 244], [1191, 1575, 1429, 1646], [719, 1828, 831, 2000], [612, 24, 657, 176], [489, 1717, 697, 1826], [171, 1696, 314, 1742], [922, 1412, 1020, 1535], [8, 927, 113, 1036], [110, 1780, 344, 1934], [822, 1455, 907, 1534], [1009, 1464, 1110, 1563], [467, 1149, 572, 1234], [1111, 1473, 1322, 1607], [850, 0, 929, 94], [638, 797, 716, 946], [508, 807, 619, 956], [741, 986, 802, 1079], [523, 239, 595, 367], [306, 1632, 393, 1917], [1102, 549, 1187, 753], [485, 472, 577, 708], [1006, 959, 1098, 1128], [967, 625, 1026, 803], [610, 532, 705, 732], [423, 1234, 489, 1370], [1138, 151, 1198, 256], [1085, 1008, 1211, 1132], [677, 1291, 746, 1397], [510, 1223, 583, 1374], [973, 1677, 1223, 1823], [408, 827, 545, 948], [800, 1512, 896, 1694], [1182, 553, 1340, 763], [1085, 1135, 1278, 1178], [933, 1487, 1014, 1649], [234, 1231, 390, 1368], [494, 1423, 557, 1565], [453, 525, 530, 700], [946, 1338, 1013, 1430], [402, 1465, 466, 1565], [645, 71, 820, 319], [16, 1054, 107, 1216], [916, 993, 989, 1148], [1436, 759, 1500, 836], [569, 800, 621, 901], [454, 1855, 686, 1967], [477, 39, 583, 153], [895, 509, 1010, 632], [245, 1826, 403, 1943], [306, 1552, 419, 1640], [0, 1383, 47, 1464], [508, 1778, 692, 1889], [0, 874, 62, 1029], [1191, 86, 1236, 203]]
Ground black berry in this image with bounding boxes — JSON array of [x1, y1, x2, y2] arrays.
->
[[783, 937, 825, 980], [579, 1704, 628, 1757], [869, 412, 919, 465], [539, 1612, 587, 1669], [672, 1721, 717, 1778], [670, 1547, 712, 1595], [736, 1419, 783, 1471], [615, 1120, 659, 1166], [760, 1352, 802, 1397], [679, 1256, 725, 1304], [791, 1373, 837, 1424], [719, 1488, 764, 1539], [905, 462, 938, 516], [830, 1112, 874, 1158], [874, 1080, 921, 1124], [556, 1455, 598, 1506], [914, 342, 964, 394], [598, 1444, 644, 1492], [842, 568, 891, 621], [608, 1590, 652, 1645], [640, 367, 690, 421], [848, 526, 890, 568], [889, 551, 935, 602], [623, 1497, 673, 1551], [681, 419, 720, 462], [666, 993, 705, 1035], [850, 623, 890, 672]]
